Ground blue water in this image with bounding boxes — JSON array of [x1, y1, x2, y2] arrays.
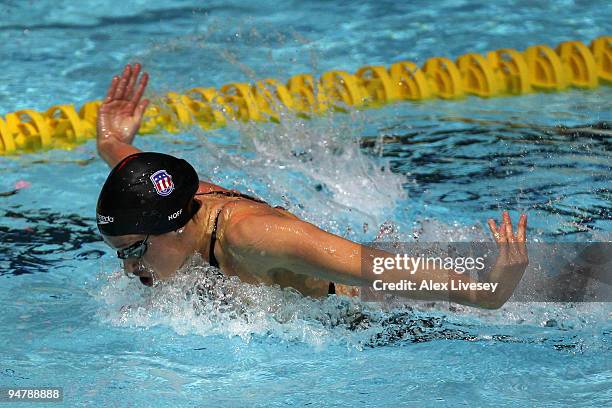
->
[[1, 0, 611, 406]]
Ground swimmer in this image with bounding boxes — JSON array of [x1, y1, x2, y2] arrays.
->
[[96, 64, 529, 309]]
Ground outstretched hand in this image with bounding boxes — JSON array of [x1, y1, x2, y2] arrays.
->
[[487, 211, 527, 245], [477, 211, 528, 308], [97, 63, 149, 147]]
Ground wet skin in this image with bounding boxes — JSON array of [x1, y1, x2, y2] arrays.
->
[[97, 63, 529, 308]]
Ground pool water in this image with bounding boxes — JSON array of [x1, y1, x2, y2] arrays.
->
[[1, 0, 611, 406]]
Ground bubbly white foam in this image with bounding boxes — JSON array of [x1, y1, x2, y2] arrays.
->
[[93, 253, 610, 352]]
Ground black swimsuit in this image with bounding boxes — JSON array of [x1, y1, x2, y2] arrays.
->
[[196, 190, 336, 295]]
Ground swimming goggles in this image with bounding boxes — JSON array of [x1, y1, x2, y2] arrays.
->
[[117, 235, 150, 260]]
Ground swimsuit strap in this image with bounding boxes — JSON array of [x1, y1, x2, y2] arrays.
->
[[208, 209, 221, 268]]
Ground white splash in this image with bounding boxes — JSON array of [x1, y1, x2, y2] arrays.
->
[[93, 254, 610, 352]]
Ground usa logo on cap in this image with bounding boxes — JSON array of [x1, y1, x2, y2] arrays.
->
[[150, 169, 174, 196]]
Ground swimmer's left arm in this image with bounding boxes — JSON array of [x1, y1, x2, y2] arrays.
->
[[96, 63, 149, 167], [223, 211, 528, 308], [223, 214, 367, 286], [224, 214, 462, 295]]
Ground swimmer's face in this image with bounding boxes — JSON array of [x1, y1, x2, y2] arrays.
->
[[103, 231, 193, 286]]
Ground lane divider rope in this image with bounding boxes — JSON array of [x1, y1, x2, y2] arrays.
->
[[0, 36, 609, 155]]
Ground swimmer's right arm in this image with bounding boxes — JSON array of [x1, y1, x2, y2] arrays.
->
[[96, 65, 229, 193], [96, 63, 149, 167]]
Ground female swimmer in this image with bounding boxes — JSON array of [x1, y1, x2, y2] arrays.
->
[[96, 64, 528, 308]]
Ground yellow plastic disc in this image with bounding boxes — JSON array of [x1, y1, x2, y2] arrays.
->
[[46, 105, 88, 143], [166, 92, 195, 126], [220, 83, 262, 121], [590, 36, 612, 83], [187, 87, 229, 125], [487, 48, 531, 94], [389, 61, 432, 100], [355, 65, 399, 103], [422, 57, 464, 99], [557, 41, 598, 88], [6, 110, 52, 149], [252, 79, 295, 116], [287, 74, 323, 113], [320, 70, 366, 107], [524, 45, 568, 91], [456, 53, 500, 97], [0, 117, 16, 154]]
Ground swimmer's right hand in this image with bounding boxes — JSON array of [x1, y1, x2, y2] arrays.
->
[[97, 63, 149, 148]]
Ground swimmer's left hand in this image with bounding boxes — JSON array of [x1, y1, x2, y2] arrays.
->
[[487, 211, 527, 245], [97, 63, 149, 148], [476, 211, 528, 308]]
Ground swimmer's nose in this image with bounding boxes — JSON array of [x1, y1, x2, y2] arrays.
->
[[123, 259, 138, 274], [123, 259, 149, 277], [122, 260, 154, 287]]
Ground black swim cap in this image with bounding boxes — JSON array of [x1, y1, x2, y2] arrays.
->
[[96, 152, 201, 236]]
